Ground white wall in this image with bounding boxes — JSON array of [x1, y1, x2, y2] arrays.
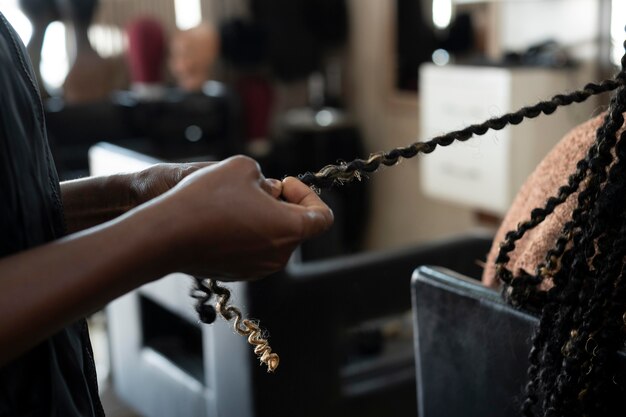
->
[[495, 0, 599, 59], [345, 0, 608, 251], [347, 0, 476, 251]]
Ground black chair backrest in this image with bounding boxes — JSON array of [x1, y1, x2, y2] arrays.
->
[[412, 266, 626, 417], [247, 235, 493, 417]]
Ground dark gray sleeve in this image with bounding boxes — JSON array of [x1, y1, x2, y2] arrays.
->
[[0, 12, 65, 257]]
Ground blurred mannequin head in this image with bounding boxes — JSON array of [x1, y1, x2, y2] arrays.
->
[[55, 0, 98, 27], [19, 0, 60, 98], [19, 0, 59, 25], [169, 23, 220, 92], [55, 0, 113, 103], [127, 17, 166, 84]]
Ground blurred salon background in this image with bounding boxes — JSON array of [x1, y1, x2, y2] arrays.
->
[[1, 0, 625, 416]]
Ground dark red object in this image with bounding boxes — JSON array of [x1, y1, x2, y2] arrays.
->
[[126, 17, 166, 84], [236, 76, 274, 141]]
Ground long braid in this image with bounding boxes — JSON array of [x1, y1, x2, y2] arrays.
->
[[192, 75, 621, 373], [190, 43, 626, 402], [539, 89, 626, 417], [560, 157, 626, 414], [507, 47, 626, 417], [520, 285, 560, 416], [558, 125, 626, 415], [550, 214, 626, 417], [494, 84, 624, 416], [298, 80, 621, 189], [495, 102, 619, 301], [577, 222, 626, 416], [545, 154, 624, 416], [583, 232, 626, 415]]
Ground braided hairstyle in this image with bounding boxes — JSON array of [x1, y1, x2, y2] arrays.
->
[[295, 45, 626, 416], [492, 45, 626, 416], [297, 79, 620, 189], [194, 38, 626, 411]]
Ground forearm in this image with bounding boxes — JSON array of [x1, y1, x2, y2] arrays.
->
[[60, 163, 211, 233], [0, 157, 334, 366], [0, 206, 175, 365], [61, 174, 135, 233]]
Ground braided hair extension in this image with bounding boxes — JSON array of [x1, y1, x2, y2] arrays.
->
[[191, 276, 280, 372], [583, 225, 626, 415], [489, 43, 626, 417], [538, 122, 626, 417], [502, 80, 626, 416], [297, 79, 621, 189], [190, 46, 626, 390]]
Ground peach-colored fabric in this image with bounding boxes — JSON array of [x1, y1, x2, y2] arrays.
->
[[482, 114, 606, 287]]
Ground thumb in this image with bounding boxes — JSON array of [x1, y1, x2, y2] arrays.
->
[[299, 207, 335, 239], [281, 177, 334, 238]]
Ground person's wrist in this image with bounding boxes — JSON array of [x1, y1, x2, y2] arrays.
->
[[122, 199, 185, 279], [94, 172, 137, 214], [61, 174, 137, 233], [133, 194, 213, 276], [126, 170, 145, 210]]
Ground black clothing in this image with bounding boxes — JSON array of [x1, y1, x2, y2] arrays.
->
[[0, 12, 104, 416]]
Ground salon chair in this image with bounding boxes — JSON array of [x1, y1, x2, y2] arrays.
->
[[411, 266, 626, 417], [102, 223, 491, 417]]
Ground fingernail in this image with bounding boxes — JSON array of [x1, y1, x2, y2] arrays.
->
[[307, 208, 333, 223], [267, 178, 281, 189]]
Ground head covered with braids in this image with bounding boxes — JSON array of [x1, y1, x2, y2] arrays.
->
[[195, 37, 626, 415], [300, 43, 626, 417], [490, 49, 626, 415]]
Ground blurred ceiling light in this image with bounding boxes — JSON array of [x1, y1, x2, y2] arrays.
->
[[611, 0, 626, 65], [89, 24, 126, 58], [315, 110, 334, 127], [1, 2, 32, 44], [432, 0, 452, 30], [432, 48, 450, 66], [175, 0, 202, 30], [40, 22, 69, 91]]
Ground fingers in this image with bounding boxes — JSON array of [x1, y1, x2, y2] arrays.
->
[[186, 161, 216, 169], [281, 177, 321, 205], [221, 156, 281, 199], [260, 178, 283, 199], [281, 177, 334, 238], [180, 162, 216, 178]]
